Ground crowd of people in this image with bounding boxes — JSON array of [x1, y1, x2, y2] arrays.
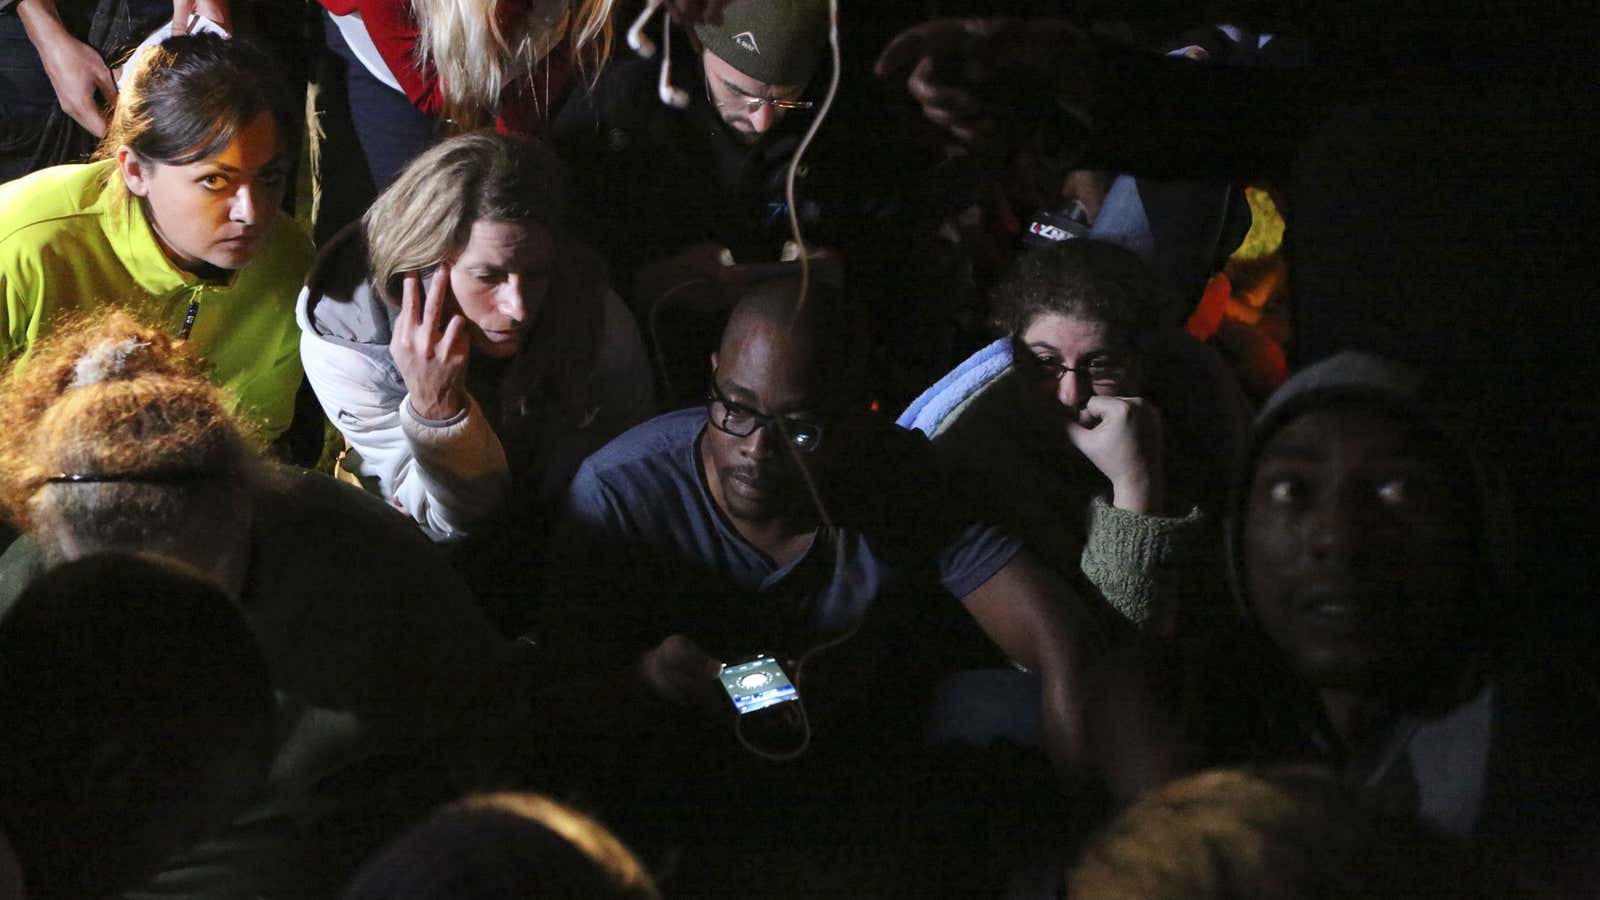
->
[[0, 0, 1596, 898]]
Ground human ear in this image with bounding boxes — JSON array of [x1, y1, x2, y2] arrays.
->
[[710, 352, 719, 373], [117, 146, 151, 197]]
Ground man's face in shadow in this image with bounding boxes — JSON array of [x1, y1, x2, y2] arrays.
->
[[702, 315, 837, 527], [1243, 406, 1479, 694]]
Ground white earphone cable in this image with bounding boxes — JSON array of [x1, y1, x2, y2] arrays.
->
[[783, 0, 841, 315]]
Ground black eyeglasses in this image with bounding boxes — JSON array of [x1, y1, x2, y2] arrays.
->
[[1013, 337, 1132, 389], [707, 382, 825, 453]]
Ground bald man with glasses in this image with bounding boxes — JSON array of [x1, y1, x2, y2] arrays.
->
[[540, 273, 1109, 800]]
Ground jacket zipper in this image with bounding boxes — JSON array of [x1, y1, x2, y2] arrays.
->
[[179, 297, 200, 340]]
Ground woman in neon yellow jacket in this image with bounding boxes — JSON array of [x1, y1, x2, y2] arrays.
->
[[0, 33, 312, 446]]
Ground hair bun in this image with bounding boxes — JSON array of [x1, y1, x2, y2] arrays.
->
[[70, 337, 152, 389]]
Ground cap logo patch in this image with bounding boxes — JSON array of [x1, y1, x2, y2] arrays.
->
[[733, 31, 760, 53], [1030, 222, 1071, 242]]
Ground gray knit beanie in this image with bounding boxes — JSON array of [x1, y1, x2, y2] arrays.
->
[[1223, 351, 1514, 610], [694, 0, 829, 85]]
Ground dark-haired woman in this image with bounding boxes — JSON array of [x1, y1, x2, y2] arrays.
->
[[0, 33, 311, 446], [903, 240, 1250, 633]]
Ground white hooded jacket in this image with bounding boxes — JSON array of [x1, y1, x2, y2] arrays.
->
[[296, 226, 654, 540]]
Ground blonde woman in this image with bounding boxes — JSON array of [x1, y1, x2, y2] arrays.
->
[[298, 130, 654, 542], [315, 0, 613, 207]]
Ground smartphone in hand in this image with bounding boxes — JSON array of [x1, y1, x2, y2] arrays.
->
[[718, 655, 798, 715]]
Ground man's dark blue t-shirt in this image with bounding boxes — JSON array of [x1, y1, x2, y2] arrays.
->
[[557, 408, 1021, 675]]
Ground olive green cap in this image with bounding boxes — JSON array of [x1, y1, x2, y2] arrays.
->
[[694, 0, 829, 86]]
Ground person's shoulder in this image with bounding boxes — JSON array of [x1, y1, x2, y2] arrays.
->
[[554, 47, 688, 145], [566, 409, 706, 538], [255, 462, 399, 517], [0, 162, 115, 251], [928, 368, 1030, 454], [252, 464, 446, 556], [298, 224, 392, 346], [589, 53, 659, 100], [573, 408, 701, 489], [903, 339, 1019, 441], [580, 407, 701, 469], [1492, 655, 1600, 743], [566, 54, 664, 118], [0, 161, 111, 212]]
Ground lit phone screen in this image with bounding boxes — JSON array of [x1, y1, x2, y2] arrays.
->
[[719, 656, 798, 714]]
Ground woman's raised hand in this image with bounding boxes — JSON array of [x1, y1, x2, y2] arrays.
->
[[391, 266, 471, 421], [1066, 395, 1166, 515]]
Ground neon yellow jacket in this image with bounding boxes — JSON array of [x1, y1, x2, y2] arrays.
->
[[0, 160, 313, 443]]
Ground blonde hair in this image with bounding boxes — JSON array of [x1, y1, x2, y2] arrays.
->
[[0, 310, 254, 547], [342, 791, 660, 900], [1068, 767, 1490, 900], [454, 793, 658, 894], [413, 0, 615, 130], [364, 131, 602, 425], [364, 130, 564, 304]]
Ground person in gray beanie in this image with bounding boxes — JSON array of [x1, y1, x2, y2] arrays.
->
[[1088, 351, 1600, 895]]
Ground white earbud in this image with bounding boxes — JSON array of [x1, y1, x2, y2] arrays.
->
[[658, 79, 690, 108], [626, 0, 663, 57], [657, 24, 689, 108]]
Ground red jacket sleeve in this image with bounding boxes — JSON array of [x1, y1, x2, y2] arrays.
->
[[316, 0, 444, 114], [315, 0, 578, 131]]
